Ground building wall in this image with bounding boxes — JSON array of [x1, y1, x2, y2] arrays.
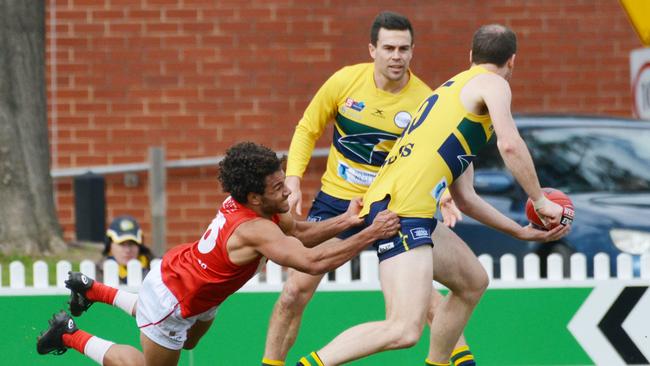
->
[[46, 0, 641, 249]]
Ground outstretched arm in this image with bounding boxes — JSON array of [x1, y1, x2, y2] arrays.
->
[[280, 198, 364, 248], [449, 165, 569, 242], [480, 74, 563, 227], [241, 210, 400, 275]]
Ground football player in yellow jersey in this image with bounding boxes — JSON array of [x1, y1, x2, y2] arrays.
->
[[297, 24, 572, 366], [263, 11, 476, 366]]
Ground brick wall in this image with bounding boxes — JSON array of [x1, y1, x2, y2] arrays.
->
[[46, 0, 641, 250]]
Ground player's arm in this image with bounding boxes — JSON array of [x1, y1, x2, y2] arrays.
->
[[279, 198, 364, 248], [286, 71, 343, 214], [241, 210, 400, 275], [449, 165, 569, 242], [480, 75, 563, 227]]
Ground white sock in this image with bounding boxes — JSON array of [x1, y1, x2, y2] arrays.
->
[[112, 290, 139, 316], [84, 336, 114, 365]]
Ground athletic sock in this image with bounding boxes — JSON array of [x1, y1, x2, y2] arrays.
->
[[112, 290, 139, 315], [83, 336, 115, 365], [425, 359, 451, 366], [62, 329, 93, 354], [85, 281, 118, 305], [297, 351, 324, 366], [262, 358, 285, 366], [451, 345, 476, 366]]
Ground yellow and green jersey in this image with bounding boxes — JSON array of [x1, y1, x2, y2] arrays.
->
[[286, 63, 432, 200], [361, 65, 495, 218]]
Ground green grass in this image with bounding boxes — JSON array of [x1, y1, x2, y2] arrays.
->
[[0, 243, 102, 287]]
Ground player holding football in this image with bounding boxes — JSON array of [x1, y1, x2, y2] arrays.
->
[[263, 11, 475, 366], [36, 142, 400, 366], [296, 24, 571, 366]]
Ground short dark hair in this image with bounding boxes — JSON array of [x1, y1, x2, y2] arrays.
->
[[471, 24, 517, 67], [218, 142, 282, 203], [370, 11, 414, 46]]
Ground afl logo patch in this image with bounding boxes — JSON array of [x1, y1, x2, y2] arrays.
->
[[393, 111, 412, 128]]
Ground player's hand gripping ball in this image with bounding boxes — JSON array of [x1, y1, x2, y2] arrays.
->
[[525, 187, 575, 229]]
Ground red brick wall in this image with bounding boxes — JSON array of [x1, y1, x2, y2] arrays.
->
[[46, 0, 641, 250]]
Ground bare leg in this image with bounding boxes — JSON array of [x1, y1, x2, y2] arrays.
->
[[428, 290, 468, 348], [427, 224, 489, 362], [184, 318, 214, 350], [264, 267, 326, 360], [103, 344, 144, 366], [102, 319, 210, 366], [317, 246, 433, 366], [140, 332, 181, 366]]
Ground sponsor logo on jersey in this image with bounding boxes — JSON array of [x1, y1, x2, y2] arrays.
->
[[337, 162, 376, 186], [345, 97, 365, 112], [372, 108, 385, 118], [393, 111, 412, 128], [431, 177, 448, 203], [377, 241, 395, 254], [307, 215, 322, 222], [410, 227, 430, 240], [337, 132, 396, 165]]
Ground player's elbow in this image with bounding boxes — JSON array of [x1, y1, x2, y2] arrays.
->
[[303, 252, 330, 275], [292, 232, 317, 248], [496, 135, 525, 157], [496, 139, 516, 156], [450, 187, 477, 213], [454, 195, 473, 213]]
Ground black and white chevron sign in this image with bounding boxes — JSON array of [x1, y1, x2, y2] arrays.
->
[[569, 283, 650, 365]]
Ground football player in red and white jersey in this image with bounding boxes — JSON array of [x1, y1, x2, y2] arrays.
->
[[37, 142, 400, 366]]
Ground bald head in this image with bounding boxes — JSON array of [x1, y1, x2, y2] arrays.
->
[[471, 24, 517, 66]]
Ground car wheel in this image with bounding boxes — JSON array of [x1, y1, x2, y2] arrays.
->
[[537, 242, 575, 278]]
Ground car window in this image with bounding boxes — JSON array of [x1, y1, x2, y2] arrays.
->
[[524, 127, 650, 193], [473, 126, 650, 194]]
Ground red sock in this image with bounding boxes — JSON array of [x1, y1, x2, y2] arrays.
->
[[62, 329, 93, 354], [85, 281, 118, 305]]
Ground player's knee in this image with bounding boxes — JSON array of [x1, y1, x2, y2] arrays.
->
[[278, 278, 317, 310], [462, 269, 489, 304], [397, 327, 422, 348], [392, 325, 422, 349], [384, 321, 424, 349]]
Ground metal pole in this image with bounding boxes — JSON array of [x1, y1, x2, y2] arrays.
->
[[148, 147, 166, 256]]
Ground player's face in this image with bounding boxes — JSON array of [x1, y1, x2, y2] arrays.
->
[[260, 169, 291, 215], [370, 28, 413, 82]]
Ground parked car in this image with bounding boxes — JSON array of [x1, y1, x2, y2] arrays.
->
[[451, 115, 650, 277]]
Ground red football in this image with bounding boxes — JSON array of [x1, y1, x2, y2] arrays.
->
[[525, 187, 575, 229]]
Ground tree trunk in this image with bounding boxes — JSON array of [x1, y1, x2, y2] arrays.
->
[[0, 0, 65, 254]]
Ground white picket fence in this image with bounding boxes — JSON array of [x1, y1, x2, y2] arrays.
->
[[2, 252, 650, 295]]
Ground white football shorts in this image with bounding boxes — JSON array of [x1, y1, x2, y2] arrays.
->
[[136, 263, 218, 350]]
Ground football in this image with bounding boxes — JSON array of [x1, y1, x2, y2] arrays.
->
[[525, 187, 575, 229]]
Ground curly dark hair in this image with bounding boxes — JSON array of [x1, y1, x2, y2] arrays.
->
[[218, 142, 282, 203]]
